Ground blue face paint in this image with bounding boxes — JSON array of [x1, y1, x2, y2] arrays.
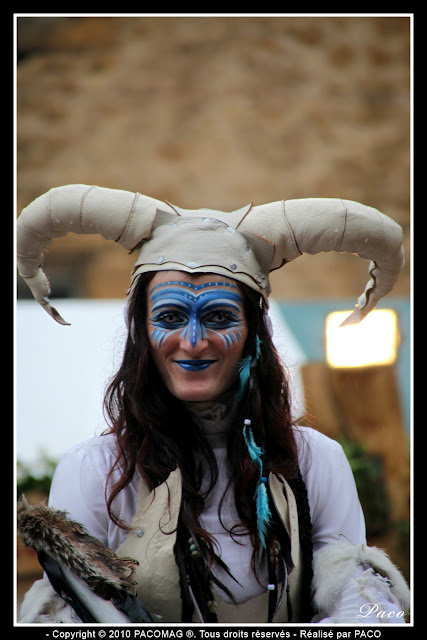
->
[[175, 360, 216, 371], [148, 280, 245, 351]]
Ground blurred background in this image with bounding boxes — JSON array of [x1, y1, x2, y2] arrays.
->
[[15, 14, 412, 612]]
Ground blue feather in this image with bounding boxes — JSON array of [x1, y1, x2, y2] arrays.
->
[[255, 335, 262, 359], [237, 335, 262, 403], [238, 356, 252, 402], [256, 482, 272, 548], [243, 422, 272, 549], [243, 422, 263, 468]]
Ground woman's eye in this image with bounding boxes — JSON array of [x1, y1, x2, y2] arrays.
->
[[153, 312, 186, 326], [211, 313, 229, 323], [204, 311, 236, 327]]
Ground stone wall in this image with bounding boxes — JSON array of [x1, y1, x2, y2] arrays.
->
[[17, 15, 411, 300], [16, 15, 412, 587]]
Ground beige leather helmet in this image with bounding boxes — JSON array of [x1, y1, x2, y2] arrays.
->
[[17, 184, 404, 327]]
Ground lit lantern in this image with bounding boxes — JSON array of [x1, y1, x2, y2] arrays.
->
[[326, 309, 399, 368]]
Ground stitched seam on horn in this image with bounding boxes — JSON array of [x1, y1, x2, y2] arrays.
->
[[366, 207, 384, 254], [79, 185, 96, 233], [117, 192, 140, 244], [165, 201, 183, 216], [18, 215, 51, 241], [17, 256, 43, 278], [17, 250, 44, 260], [362, 267, 377, 309], [19, 194, 55, 244], [47, 189, 54, 232], [376, 212, 385, 251], [234, 202, 253, 227], [336, 200, 348, 251], [283, 200, 302, 256]]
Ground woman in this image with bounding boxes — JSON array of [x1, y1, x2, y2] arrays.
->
[[17, 185, 410, 624]]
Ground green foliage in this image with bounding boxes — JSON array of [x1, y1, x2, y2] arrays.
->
[[336, 435, 391, 538], [17, 453, 58, 500]]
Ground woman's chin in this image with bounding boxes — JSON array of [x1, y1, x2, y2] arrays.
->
[[175, 389, 219, 403], [169, 381, 225, 403]]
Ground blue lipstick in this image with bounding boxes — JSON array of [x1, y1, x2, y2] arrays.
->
[[176, 360, 216, 371]]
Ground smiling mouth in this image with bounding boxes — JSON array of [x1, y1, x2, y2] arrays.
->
[[175, 360, 216, 371]]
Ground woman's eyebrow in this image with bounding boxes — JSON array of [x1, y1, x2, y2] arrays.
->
[[199, 297, 242, 312], [150, 293, 191, 312]]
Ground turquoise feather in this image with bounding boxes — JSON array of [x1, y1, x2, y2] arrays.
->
[[255, 482, 272, 548], [243, 422, 272, 549], [237, 335, 262, 403], [238, 355, 252, 402], [255, 335, 262, 359], [243, 421, 263, 468], [240, 338, 271, 549]]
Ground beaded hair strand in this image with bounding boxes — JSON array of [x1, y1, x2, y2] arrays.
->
[[238, 318, 314, 623], [174, 514, 239, 623]]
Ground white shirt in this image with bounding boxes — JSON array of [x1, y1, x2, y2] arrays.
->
[[48, 425, 365, 569], [44, 427, 408, 624], [49, 426, 366, 547]]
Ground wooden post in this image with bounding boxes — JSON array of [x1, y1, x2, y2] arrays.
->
[[301, 362, 410, 524]]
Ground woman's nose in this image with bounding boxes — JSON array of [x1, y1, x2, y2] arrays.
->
[[180, 319, 209, 351], [180, 337, 209, 353]]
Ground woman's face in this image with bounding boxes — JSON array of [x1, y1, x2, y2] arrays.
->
[[146, 271, 248, 402]]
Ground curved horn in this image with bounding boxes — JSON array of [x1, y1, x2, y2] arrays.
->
[[17, 184, 162, 324], [241, 197, 405, 326], [18, 188, 405, 329]]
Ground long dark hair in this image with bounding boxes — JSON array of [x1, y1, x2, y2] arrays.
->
[[103, 271, 308, 620]]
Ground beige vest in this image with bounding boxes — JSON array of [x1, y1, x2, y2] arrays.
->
[[116, 469, 302, 623]]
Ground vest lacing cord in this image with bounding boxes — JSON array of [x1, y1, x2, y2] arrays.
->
[[174, 515, 238, 623], [266, 487, 295, 623], [287, 472, 314, 622]]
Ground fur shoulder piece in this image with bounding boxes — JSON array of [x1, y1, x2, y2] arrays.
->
[[312, 540, 410, 618], [17, 496, 137, 600], [19, 577, 81, 623]]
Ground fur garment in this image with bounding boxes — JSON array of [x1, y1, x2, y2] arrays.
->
[[17, 498, 410, 624], [312, 540, 410, 619], [19, 577, 81, 624], [17, 497, 137, 600]]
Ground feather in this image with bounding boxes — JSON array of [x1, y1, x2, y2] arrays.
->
[[243, 423, 272, 549], [242, 421, 263, 468], [255, 336, 262, 359], [255, 482, 272, 549], [238, 356, 252, 402]]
